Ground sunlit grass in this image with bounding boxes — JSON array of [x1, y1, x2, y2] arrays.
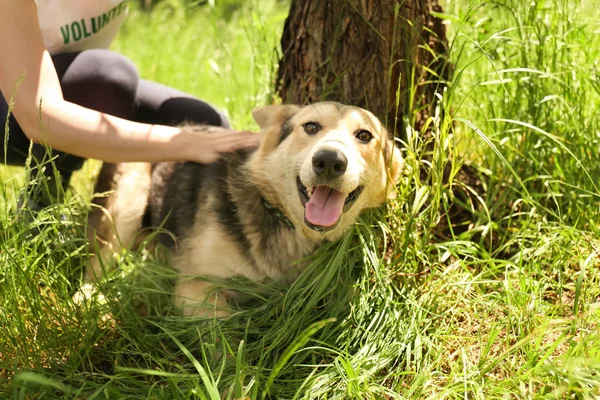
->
[[1, 0, 600, 398]]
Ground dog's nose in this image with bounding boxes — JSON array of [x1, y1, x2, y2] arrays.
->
[[312, 148, 348, 179]]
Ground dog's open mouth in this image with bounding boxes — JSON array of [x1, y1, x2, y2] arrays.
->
[[297, 177, 363, 231]]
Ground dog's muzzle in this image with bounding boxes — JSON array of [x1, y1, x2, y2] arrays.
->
[[297, 178, 363, 232], [296, 145, 364, 232]]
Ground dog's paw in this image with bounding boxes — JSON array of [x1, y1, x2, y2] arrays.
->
[[180, 302, 232, 319], [72, 282, 106, 306]]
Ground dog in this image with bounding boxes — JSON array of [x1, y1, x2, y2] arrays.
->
[[85, 102, 403, 317]]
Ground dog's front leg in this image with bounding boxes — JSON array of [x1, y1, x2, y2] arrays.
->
[[175, 278, 231, 318]]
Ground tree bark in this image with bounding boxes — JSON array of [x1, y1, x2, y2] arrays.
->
[[276, 0, 449, 139]]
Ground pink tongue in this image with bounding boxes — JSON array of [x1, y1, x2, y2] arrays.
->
[[305, 186, 346, 227]]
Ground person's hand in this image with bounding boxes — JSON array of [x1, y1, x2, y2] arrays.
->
[[0, 2, 261, 165], [180, 125, 261, 164]]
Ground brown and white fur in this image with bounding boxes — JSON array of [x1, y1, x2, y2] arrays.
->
[[84, 102, 403, 317]]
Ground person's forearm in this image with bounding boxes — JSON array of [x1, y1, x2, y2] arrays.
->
[[16, 99, 201, 163], [0, 1, 259, 165]]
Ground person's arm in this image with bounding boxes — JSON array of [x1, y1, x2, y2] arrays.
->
[[0, 0, 259, 164]]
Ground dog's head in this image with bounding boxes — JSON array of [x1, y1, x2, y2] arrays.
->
[[250, 102, 403, 241]]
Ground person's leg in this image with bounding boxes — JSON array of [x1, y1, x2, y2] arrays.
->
[[0, 89, 39, 167], [0, 63, 72, 207], [44, 50, 139, 195], [2, 49, 140, 207], [134, 79, 230, 128]]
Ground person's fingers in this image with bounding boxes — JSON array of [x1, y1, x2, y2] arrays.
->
[[214, 137, 259, 153], [220, 130, 260, 143], [213, 131, 260, 150], [188, 128, 261, 163], [237, 132, 260, 146]]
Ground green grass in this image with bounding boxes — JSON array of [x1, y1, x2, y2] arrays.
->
[[2, 0, 600, 398]]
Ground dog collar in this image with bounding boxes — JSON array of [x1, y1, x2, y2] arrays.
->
[[262, 199, 295, 230]]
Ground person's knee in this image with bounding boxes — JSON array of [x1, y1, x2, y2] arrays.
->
[[72, 49, 138, 94], [215, 109, 231, 129], [158, 98, 231, 128], [61, 50, 139, 116], [190, 104, 231, 129]]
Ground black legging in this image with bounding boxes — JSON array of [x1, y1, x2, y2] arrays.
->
[[0, 49, 229, 199]]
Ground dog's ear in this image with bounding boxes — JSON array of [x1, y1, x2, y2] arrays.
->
[[252, 105, 300, 130], [385, 142, 404, 200]]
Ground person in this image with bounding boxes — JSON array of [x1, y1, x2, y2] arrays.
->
[[0, 0, 260, 209]]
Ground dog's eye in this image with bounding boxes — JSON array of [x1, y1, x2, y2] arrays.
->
[[303, 122, 321, 135], [355, 129, 373, 143]]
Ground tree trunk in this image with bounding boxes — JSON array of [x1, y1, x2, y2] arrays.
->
[[276, 0, 449, 139]]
